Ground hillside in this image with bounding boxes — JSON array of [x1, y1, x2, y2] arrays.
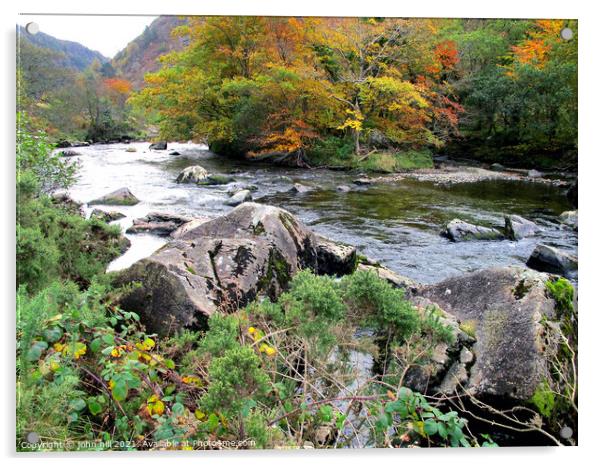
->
[[112, 16, 188, 89], [17, 25, 107, 71]]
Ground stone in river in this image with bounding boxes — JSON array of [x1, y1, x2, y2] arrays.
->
[[149, 141, 167, 150], [504, 214, 539, 240], [89, 187, 140, 206], [443, 219, 504, 242]]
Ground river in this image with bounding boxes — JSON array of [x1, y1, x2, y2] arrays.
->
[[64, 142, 577, 284]]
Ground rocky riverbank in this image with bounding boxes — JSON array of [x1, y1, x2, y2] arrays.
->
[[106, 202, 575, 409], [367, 164, 571, 187]]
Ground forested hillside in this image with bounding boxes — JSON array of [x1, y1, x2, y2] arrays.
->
[[18, 25, 108, 71], [17, 28, 142, 142], [112, 16, 188, 89]]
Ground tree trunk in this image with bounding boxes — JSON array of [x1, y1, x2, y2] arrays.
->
[[353, 128, 360, 156]]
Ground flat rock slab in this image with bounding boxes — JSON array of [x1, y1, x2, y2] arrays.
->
[[126, 212, 196, 236]]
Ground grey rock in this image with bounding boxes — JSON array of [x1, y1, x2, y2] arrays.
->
[[559, 210, 578, 230], [490, 163, 505, 172], [336, 185, 351, 193], [404, 296, 473, 394], [290, 183, 312, 194], [170, 217, 212, 239], [90, 209, 126, 222], [117, 203, 324, 335], [176, 165, 209, 184], [353, 178, 374, 186], [169, 150, 180, 155], [444, 219, 504, 242], [225, 189, 252, 207], [504, 214, 539, 240], [413, 266, 565, 401], [89, 187, 139, 206], [459, 347, 474, 364], [149, 141, 167, 150], [125, 147, 137, 153], [60, 150, 81, 157], [126, 212, 195, 236], [227, 184, 258, 195], [197, 174, 236, 185], [528, 169, 543, 178], [526, 244, 578, 277], [356, 263, 419, 293], [315, 236, 357, 276]]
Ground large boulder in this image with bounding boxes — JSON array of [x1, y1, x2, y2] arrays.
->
[[89, 187, 139, 206], [149, 141, 167, 150], [176, 166, 209, 184], [504, 214, 539, 240], [126, 212, 196, 236], [225, 189, 252, 207], [412, 267, 564, 401], [443, 219, 504, 242], [526, 244, 578, 278], [559, 210, 578, 230], [117, 203, 325, 335]]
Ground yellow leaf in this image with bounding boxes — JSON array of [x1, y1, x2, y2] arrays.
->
[[146, 394, 165, 416], [73, 342, 87, 360], [194, 409, 206, 421]]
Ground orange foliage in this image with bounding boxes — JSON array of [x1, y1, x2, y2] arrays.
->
[[511, 19, 563, 68], [434, 40, 460, 71], [104, 77, 132, 95]]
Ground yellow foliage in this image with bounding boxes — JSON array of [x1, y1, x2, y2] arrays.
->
[[146, 394, 165, 416]]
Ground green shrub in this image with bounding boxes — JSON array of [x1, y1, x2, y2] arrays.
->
[[357, 150, 433, 173], [17, 196, 124, 293], [278, 270, 346, 349], [199, 313, 241, 357], [341, 270, 420, 341], [200, 345, 270, 417], [307, 136, 355, 166], [546, 277, 574, 314]]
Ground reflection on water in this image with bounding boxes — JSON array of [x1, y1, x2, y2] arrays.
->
[[66, 143, 577, 283]]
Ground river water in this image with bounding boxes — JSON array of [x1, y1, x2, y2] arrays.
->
[[65, 142, 577, 284]]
